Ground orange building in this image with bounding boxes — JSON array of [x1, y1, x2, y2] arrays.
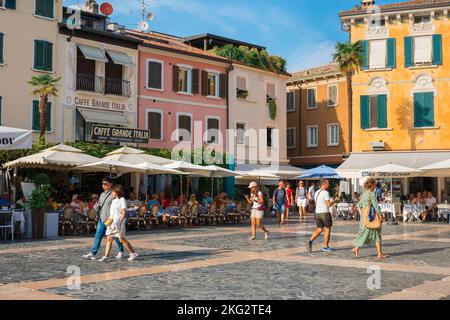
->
[[286, 63, 350, 168]]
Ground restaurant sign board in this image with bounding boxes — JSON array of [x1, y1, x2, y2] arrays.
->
[[91, 125, 150, 144]]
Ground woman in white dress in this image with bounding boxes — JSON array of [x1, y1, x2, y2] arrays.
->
[[99, 185, 139, 262], [244, 181, 270, 241]]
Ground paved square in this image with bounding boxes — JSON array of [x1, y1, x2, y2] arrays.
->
[[1, 218, 450, 300]]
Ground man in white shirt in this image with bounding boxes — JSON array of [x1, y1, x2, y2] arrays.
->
[[306, 179, 338, 253], [423, 191, 437, 221], [307, 182, 317, 213]]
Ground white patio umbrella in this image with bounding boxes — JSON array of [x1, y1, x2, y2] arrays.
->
[[419, 159, 450, 176], [0, 126, 33, 150], [103, 146, 174, 165], [4, 144, 101, 170], [204, 165, 240, 197], [76, 159, 147, 176], [236, 170, 280, 181]]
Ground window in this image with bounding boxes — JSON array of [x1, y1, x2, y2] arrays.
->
[[2, 0, 16, 10], [266, 83, 276, 103], [35, 0, 54, 19], [0, 32, 3, 64], [177, 114, 192, 142], [287, 128, 296, 149], [328, 124, 339, 146], [307, 126, 318, 147], [33, 40, 53, 71], [414, 15, 431, 24], [32, 100, 52, 131], [147, 111, 162, 140], [405, 35, 442, 67], [206, 117, 220, 144], [236, 76, 248, 99], [178, 67, 191, 93], [369, 17, 385, 27], [414, 36, 432, 64], [369, 39, 387, 69], [307, 88, 316, 109], [360, 95, 387, 129], [266, 127, 273, 148], [0, 96, 2, 125], [236, 122, 246, 145], [0, 1, 4, 8], [287, 91, 295, 112], [147, 60, 163, 90], [207, 73, 219, 97], [414, 92, 434, 128], [328, 85, 338, 107]]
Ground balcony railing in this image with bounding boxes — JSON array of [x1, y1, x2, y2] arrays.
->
[[105, 78, 131, 97], [76, 74, 131, 97], [76, 73, 104, 94]]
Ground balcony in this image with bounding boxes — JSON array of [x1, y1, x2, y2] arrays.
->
[[76, 73, 104, 94], [76, 74, 131, 97], [410, 22, 435, 36], [105, 78, 131, 97]]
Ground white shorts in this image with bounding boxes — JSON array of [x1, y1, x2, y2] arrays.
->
[[297, 198, 308, 208], [251, 209, 264, 219]]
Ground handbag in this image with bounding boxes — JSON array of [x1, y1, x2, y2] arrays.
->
[[363, 205, 382, 229], [104, 217, 113, 227]]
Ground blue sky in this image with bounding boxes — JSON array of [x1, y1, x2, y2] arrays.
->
[[64, 0, 400, 72]]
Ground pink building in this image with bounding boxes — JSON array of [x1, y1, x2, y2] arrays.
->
[[127, 30, 230, 153]]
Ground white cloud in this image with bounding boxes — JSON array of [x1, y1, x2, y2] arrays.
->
[[286, 40, 336, 72]]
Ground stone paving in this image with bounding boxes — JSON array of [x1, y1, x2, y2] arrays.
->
[[1, 218, 450, 300]]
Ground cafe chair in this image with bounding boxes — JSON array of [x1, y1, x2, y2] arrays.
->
[[0, 211, 14, 241], [216, 203, 226, 225], [189, 203, 199, 227], [61, 206, 75, 236], [136, 204, 148, 231], [86, 208, 98, 235], [147, 204, 160, 229], [207, 203, 217, 225]]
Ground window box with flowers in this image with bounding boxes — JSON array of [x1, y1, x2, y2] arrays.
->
[[236, 88, 249, 100], [266, 95, 277, 120]]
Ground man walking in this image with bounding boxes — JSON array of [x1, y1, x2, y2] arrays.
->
[[306, 179, 338, 252], [83, 177, 125, 260], [273, 180, 287, 225], [307, 182, 317, 214]]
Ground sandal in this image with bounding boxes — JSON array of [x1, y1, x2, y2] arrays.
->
[[377, 254, 389, 259], [352, 248, 359, 258]]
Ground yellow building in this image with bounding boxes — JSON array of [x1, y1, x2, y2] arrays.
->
[[0, 0, 64, 142], [339, 0, 450, 199]]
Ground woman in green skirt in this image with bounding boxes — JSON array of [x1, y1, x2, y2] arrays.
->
[[352, 178, 388, 259]]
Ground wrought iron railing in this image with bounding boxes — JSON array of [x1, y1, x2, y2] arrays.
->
[[76, 73, 104, 94], [105, 78, 131, 97]]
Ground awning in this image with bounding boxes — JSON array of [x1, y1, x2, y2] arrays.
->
[[337, 151, 450, 178], [77, 108, 128, 126], [78, 44, 108, 62], [0, 126, 33, 150], [106, 50, 134, 66]]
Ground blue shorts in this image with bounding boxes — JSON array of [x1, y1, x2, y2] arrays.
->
[[275, 204, 286, 213]]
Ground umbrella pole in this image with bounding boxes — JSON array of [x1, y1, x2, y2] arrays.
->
[[180, 174, 183, 207], [211, 176, 214, 198], [187, 176, 190, 200]]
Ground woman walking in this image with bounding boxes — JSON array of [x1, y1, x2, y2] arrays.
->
[[352, 178, 388, 259], [245, 181, 270, 241], [99, 185, 139, 262]]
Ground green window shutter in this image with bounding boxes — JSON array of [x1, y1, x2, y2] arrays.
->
[[414, 92, 435, 128], [360, 95, 370, 129], [5, 0, 16, 10], [36, 0, 54, 18], [386, 38, 396, 69], [45, 41, 53, 71], [46, 102, 52, 131], [361, 40, 369, 70], [34, 40, 45, 70], [432, 34, 442, 66], [404, 37, 413, 68], [32, 101, 40, 131], [0, 33, 3, 64], [377, 94, 388, 128], [0, 96, 2, 126]]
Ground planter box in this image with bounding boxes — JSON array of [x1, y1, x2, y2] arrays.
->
[[44, 212, 59, 238]]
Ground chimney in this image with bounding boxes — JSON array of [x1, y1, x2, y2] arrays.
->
[[85, 0, 99, 14], [361, 0, 375, 9]]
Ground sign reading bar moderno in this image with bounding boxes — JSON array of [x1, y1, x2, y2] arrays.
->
[[91, 125, 150, 144]]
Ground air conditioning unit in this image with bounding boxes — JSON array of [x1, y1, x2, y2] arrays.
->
[[106, 23, 120, 32], [370, 141, 385, 151]]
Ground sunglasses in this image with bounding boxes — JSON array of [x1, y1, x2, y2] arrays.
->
[[102, 182, 110, 186]]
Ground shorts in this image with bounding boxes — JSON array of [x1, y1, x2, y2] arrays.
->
[[297, 198, 308, 208], [274, 203, 286, 213], [316, 212, 333, 228], [251, 209, 264, 219]]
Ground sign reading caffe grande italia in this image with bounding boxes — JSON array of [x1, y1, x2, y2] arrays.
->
[[91, 125, 150, 144], [74, 97, 128, 112]]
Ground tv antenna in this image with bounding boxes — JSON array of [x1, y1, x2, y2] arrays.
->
[[137, 0, 158, 31]]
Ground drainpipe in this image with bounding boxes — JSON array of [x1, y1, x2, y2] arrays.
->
[[224, 60, 235, 198], [295, 82, 302, 166]]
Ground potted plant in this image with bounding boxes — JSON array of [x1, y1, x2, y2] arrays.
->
[[267, 96, 277, 120], [29, 184, 51, 239], [236, 88, 249, 100]]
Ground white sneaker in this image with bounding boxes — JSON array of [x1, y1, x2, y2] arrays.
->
[[98, 256, 109, 263], [265, 232, 270, 240], [115, 252, 125, 260], [127, 252, 139, 261], [83, 253, 96, 260]]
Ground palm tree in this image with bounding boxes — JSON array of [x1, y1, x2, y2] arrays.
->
[[332, 41, 363, 153], [28, 75, 61, 145]]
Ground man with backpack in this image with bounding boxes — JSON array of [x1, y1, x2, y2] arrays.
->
[[273, 180, 287, 225]]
